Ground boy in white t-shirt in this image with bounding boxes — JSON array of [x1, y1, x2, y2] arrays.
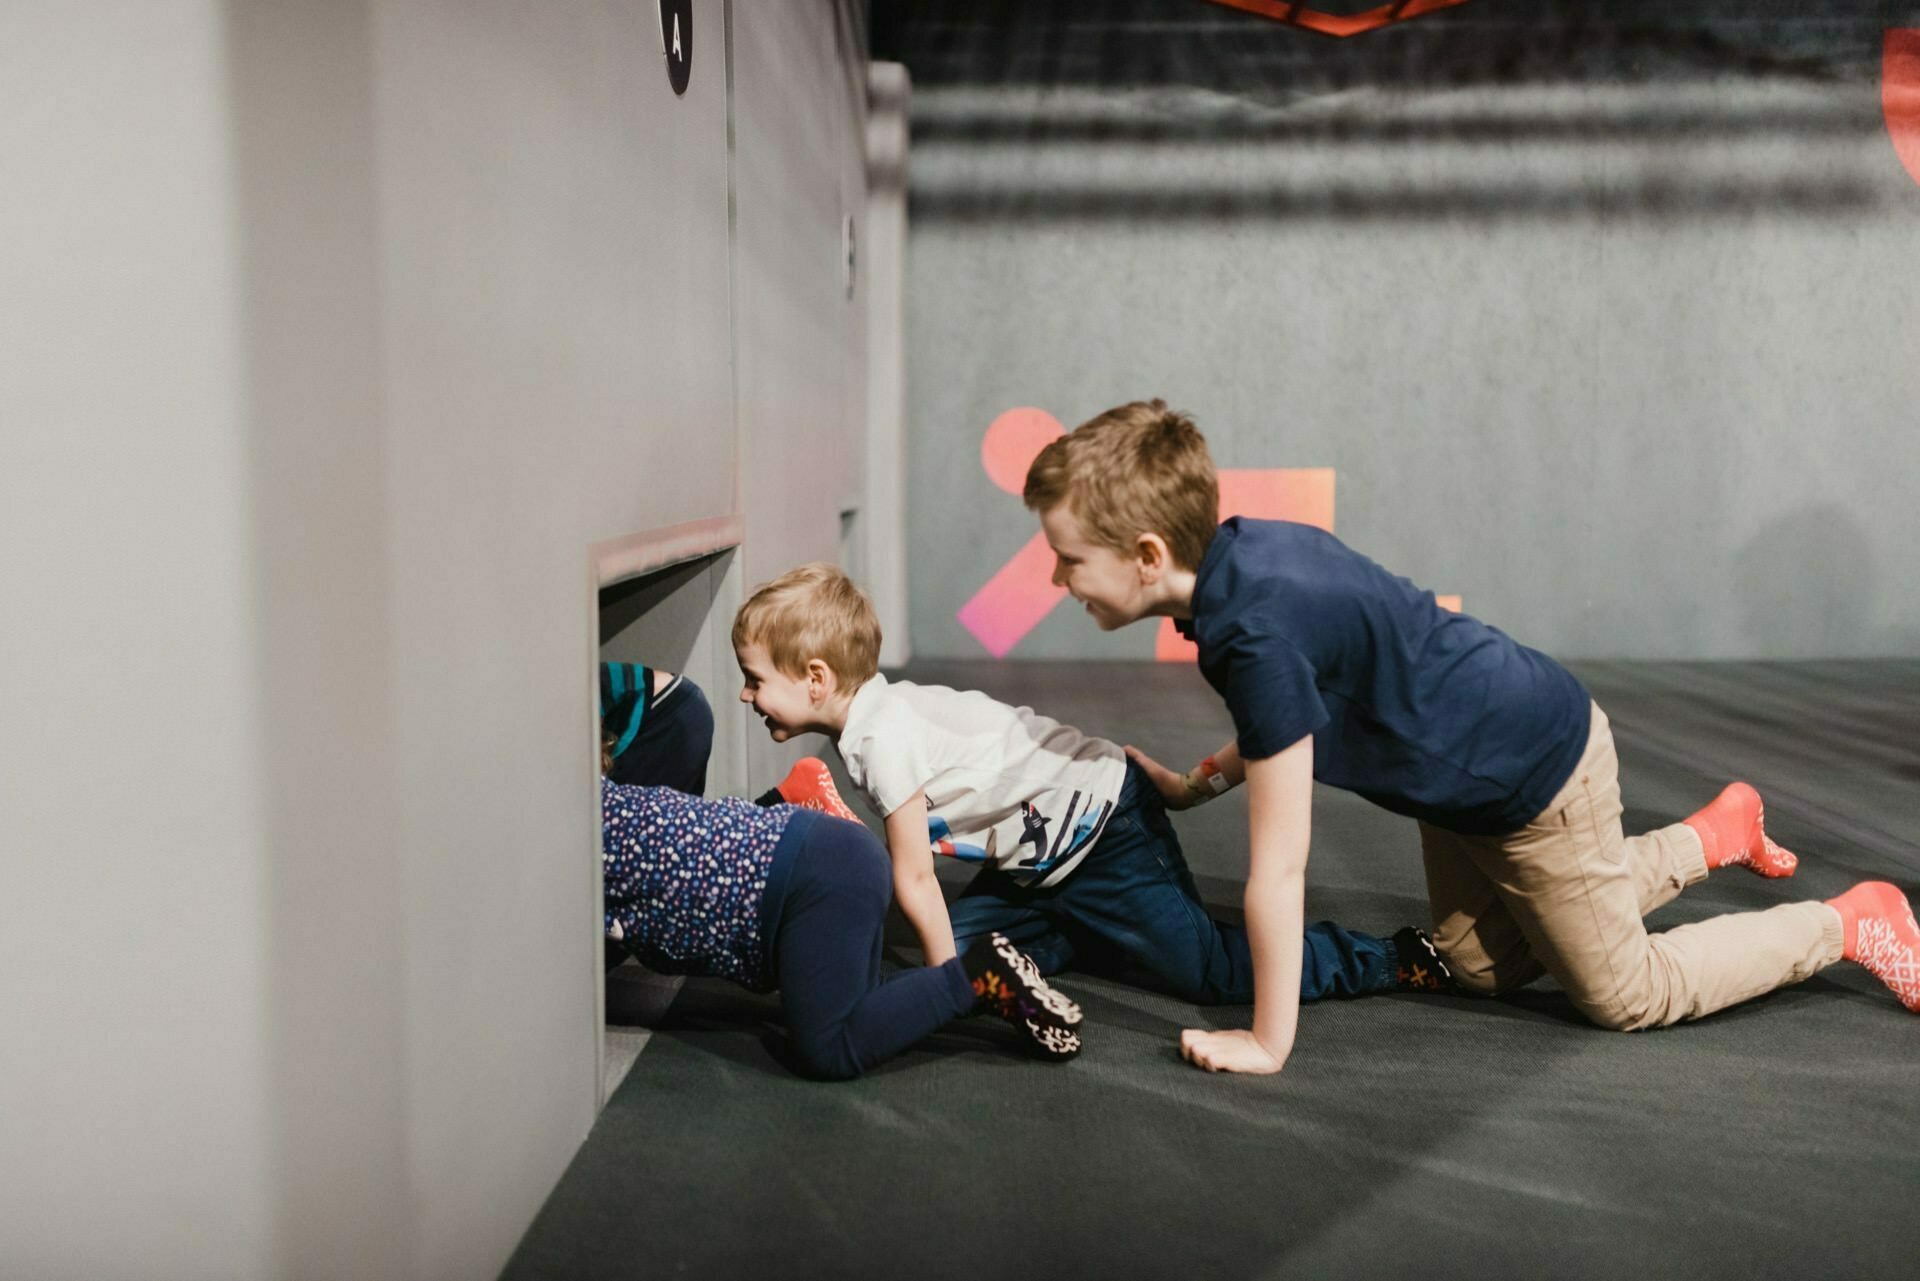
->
[[731, 563, 1447, 1006]]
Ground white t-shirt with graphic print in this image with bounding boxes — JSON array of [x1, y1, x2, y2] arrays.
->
[[836, 673, 1128, 888]]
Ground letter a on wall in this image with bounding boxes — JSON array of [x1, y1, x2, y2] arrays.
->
[[660, 0, 692, 96]]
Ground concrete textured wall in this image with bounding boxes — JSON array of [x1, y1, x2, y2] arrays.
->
[[0, 1, 875, 1277], [883, 1, 1920, 662]]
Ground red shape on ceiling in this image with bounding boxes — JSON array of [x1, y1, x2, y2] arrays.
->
[[1202, 0, 1472, 39]]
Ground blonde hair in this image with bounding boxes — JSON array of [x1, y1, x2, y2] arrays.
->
[[1022, 399, 1219, 571], [732, 562, 881, 686]]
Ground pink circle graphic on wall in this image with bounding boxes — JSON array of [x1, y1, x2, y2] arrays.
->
[[1887, 30, 1920, 188]]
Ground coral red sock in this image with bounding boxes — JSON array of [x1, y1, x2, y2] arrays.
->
[[1683, 782, 1797, 878], [775, 757, 858, 822], [1827, 882, 1920, 1012]]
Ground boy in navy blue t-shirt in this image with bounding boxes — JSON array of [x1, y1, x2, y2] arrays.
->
[[1022, 399, 1920, 1075]]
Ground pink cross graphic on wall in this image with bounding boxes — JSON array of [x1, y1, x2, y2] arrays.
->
[[957, 407, 1460, 660]]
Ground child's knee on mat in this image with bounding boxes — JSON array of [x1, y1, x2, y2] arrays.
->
[[1571, 984, 1664, 1032], [1577, 1002, 1653, 1032], [791, 1032, 866, 1082], [1438, 946, 1501, 996], [794, 1052, 864, 1082]]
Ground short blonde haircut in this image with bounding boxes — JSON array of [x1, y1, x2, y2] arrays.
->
[[1022, 399, 1219, 571], [732, 562, 881, 686]]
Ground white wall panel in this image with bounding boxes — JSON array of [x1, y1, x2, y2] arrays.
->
[[0, 4, 276, 1277], [731, 0, 873, 786], [0, 1, 879, 1277], [366, 2, 735, 1275]]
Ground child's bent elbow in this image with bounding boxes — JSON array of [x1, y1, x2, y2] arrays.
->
[[898, 871, 941, 904]]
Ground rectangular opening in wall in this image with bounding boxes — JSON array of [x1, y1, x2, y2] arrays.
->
[[591, 520, 746, 1106]]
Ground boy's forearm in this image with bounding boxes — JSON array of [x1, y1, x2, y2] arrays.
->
[[895, 875, 957, 966], [1245, 865, 1306, 1059], [1211, 741, 1245, 787], [881, 787, 955, 965], [1240, 735, 1314, 1065]]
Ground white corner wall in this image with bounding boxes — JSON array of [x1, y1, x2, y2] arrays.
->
[[0, 2, 882, 1278], [1, 5, 279, 1278]]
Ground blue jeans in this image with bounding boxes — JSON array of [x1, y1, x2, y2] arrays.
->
[[946, 761, 1398, 1004]]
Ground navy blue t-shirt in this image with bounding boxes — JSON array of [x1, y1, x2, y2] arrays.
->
[[1176, 518, 1591, 835]]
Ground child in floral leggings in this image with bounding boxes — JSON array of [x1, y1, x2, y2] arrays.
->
[[601, 739, 1082, 1078]]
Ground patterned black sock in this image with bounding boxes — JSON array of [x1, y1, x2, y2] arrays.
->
[[1391, 927, 1454, 993], [960, 933, 1083, 1059]]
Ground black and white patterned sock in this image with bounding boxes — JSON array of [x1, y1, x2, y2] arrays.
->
[[961, 933, 1084, 1059]]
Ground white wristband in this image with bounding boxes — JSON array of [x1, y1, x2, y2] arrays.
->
[[1184, 756, 1230, 802]]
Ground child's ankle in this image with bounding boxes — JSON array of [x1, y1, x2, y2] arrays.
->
[[1391, 927, 1454, 993], [774, 758, 857, 821], [1684, 782, 1796, 878], [960, 934, 1083, 1057], [1826, 882, 1920, 1012]]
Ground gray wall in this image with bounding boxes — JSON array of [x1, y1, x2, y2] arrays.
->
[[866, 62, 913, 666], [732, 0, 884, 777], [0, 2, 878, 1277], [886, 3, 1920, 662], [3, 6, 282, 1276]]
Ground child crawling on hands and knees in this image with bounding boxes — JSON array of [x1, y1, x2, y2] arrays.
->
[[1022, 398, 1920, 1075]]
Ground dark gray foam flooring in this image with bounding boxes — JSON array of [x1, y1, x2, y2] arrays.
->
[[506, 660, 1920, 1279]]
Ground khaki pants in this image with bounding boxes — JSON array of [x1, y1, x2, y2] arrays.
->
[[1421, 702, 1843, 1030]]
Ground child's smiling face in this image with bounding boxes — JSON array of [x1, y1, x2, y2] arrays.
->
[[1038, 503, 1153, 630], [735, 642, 816, 741]]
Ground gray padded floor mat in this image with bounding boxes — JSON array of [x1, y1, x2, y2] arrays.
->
[[506, 660, 1920, 1279]]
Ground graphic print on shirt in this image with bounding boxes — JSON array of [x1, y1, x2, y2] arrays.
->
[[1013, 789, 1113, 876], [925, 788, 1115, 877], [927, 807, 997, 863], [600, 779, 782, 989], [1014, 802, 1052, 864]]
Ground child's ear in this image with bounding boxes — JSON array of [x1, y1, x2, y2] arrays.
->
[[1136, 533, 1171, 581], [806, 658, 835, 700]]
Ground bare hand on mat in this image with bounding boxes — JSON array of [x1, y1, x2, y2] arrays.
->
[[1180, 1027, 1285, 1075]]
